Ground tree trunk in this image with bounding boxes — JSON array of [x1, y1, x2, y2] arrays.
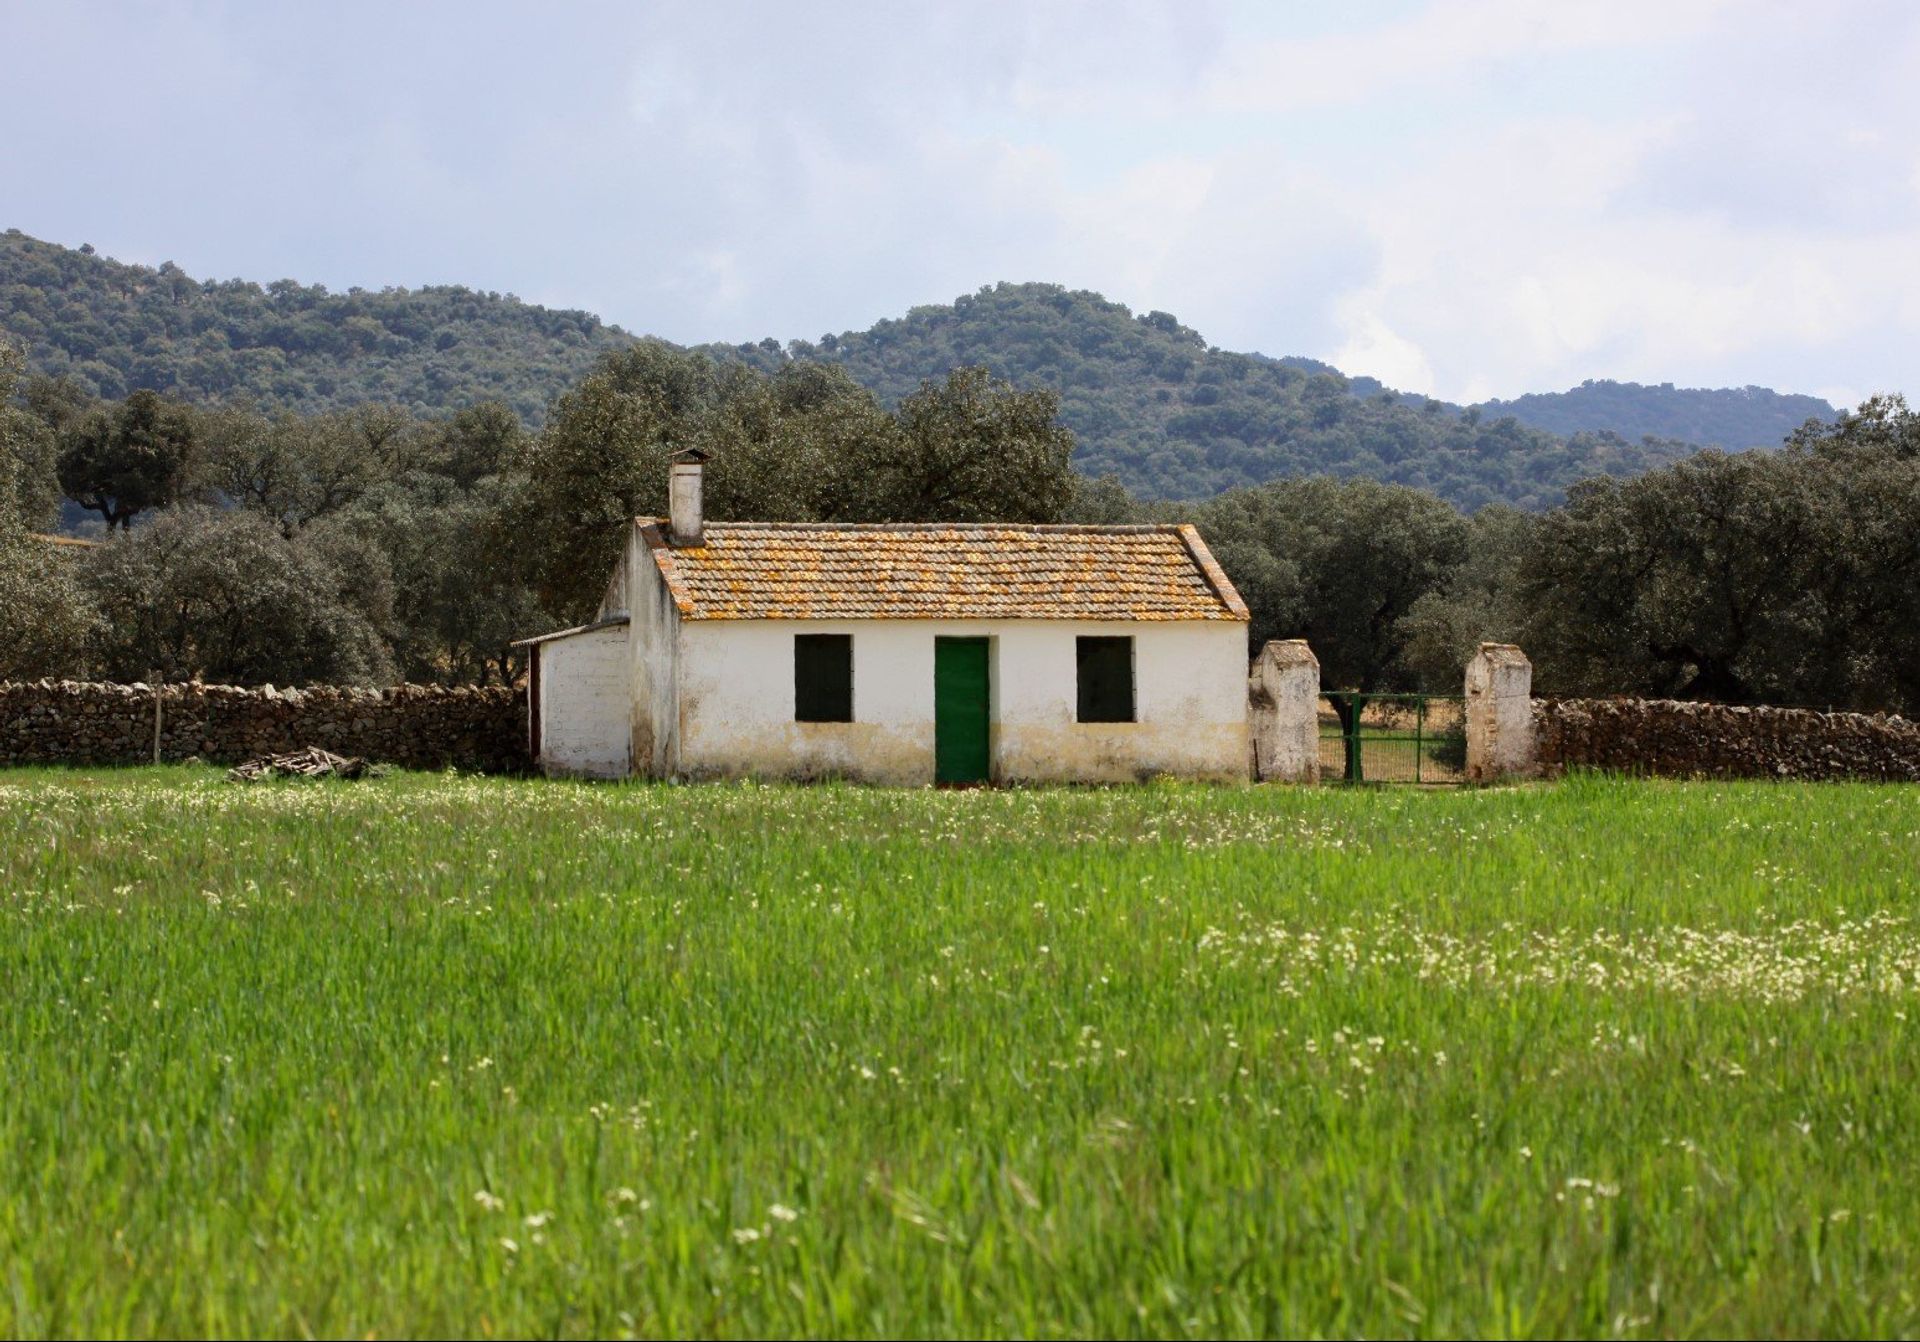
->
[[1328, 691, 1362, 782], [1677, 658, 1751, 704]]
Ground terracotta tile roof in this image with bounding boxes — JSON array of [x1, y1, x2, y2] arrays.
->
[[639, 521, 1248, 622]]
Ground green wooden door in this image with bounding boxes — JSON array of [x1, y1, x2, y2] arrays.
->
[[934, 637, 990, 785]]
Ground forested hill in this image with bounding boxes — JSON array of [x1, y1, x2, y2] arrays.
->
[[3, 232, 1832, 509], [737, 283, 1704, 508], [0, 229, 631, 425], [1480, 379, 1834, 449]]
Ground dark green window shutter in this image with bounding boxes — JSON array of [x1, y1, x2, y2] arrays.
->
[[795, 634, 853, 722], [1076, 636, 1134, 723]]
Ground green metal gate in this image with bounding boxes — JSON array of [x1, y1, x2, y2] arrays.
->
[[1320, 692, 1466, 784]]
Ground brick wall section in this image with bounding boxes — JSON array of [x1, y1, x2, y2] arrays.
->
[[0, 681, 529, 772], [1534, 698, 1920, 782]]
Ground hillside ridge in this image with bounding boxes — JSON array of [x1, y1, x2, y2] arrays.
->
[[2, 231, 1833, 508]]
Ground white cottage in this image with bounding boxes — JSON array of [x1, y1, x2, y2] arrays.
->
[[514, 451, 1251, 784]]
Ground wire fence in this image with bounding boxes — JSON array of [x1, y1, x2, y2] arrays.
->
[[1318, 693, 1468, 784]]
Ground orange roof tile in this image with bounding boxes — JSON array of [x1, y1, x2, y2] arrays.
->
[[639, 522, 1248, 622]]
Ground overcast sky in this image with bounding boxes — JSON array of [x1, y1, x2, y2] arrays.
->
[[5, 1, 1916, 407]]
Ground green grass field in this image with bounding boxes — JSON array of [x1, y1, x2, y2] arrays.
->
[[2, 769, 1917, 1338]]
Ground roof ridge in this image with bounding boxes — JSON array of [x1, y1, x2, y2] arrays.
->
[[636, 519, 1188, 535]]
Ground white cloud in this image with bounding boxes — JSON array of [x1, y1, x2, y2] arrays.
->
[[1284, 6, 1920, 401], [5, 0, 1919, 407], [1333, 313, 1438, 396], [1203, 0, 1734, 115]]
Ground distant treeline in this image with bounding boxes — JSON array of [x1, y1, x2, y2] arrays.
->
[[1480, 378, 1836, 450], [2, 231, 1833, 511], [0, 229, 629, 426], [5, 336, 1916, 717]]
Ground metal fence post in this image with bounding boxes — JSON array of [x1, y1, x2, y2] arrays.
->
[[149, 669, 162, 766], [1414, 696, 1425, 784], [1346, 693, 1364, 783]]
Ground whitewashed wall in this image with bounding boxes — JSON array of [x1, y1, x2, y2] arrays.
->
[[673, 618, 1248, 784], [626, 528, 681, 778], [536, 624, 631, 778]]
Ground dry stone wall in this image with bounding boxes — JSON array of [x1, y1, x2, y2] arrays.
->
[[1534, 698, 1920, 782], [0, 681, 528, 773]]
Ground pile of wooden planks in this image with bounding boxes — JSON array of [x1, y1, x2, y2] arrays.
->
[[226, 747, 375, 783]]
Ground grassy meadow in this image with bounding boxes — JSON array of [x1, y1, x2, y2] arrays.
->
[[2, 768, 1918, 1337]]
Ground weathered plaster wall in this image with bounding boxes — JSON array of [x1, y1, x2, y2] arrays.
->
[[596, 546, 630, 621], [1248, 639, 1320, 783], [627, 527, 681, 778], [535, 625, 631, 778], [993, 622, 1248, 784], [673, 619, 1248, 784], [1465, 643, 1535, 782], [0, 681, 525, 771], [674, 621, 926, 782]]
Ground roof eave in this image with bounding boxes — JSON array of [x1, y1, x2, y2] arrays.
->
[[509, 615, 631, 648]]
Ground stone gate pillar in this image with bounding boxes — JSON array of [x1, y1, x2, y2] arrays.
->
[[1249, 639, 1320, 783], [1465, 643, 1534, 782]]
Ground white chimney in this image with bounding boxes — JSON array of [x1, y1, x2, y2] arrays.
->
[[669, 447, 711, 546]]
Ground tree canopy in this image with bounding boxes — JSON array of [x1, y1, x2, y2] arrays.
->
[[512, 348, 1079, 616], [0, 341, 97, 678], [1188, 477, 1469, 694], [1519, 402, 1920, 711], [83, 506, 394, 686], [56, 389, 198, 530]]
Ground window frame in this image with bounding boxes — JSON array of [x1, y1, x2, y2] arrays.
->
[[1075, 635, 1136, 724], [793, 633, 854, 723]]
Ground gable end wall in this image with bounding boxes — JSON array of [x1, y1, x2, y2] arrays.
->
[[628, 525, 681, 778]]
